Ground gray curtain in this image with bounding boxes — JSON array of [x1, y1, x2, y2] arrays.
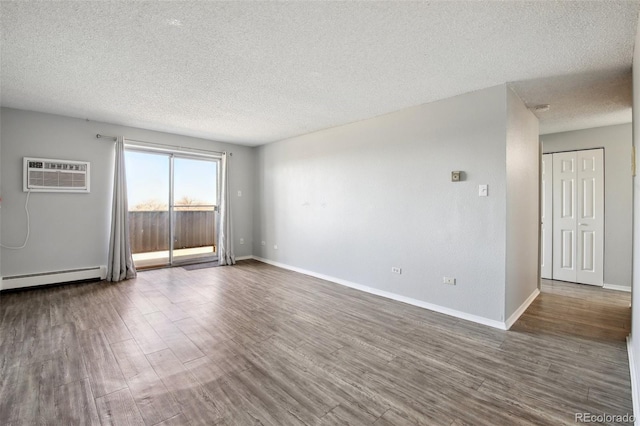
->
[[107, 136, 137, 281], [218, 152, 235, 266]]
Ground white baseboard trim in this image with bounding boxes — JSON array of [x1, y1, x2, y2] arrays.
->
[[604, 283, 632, 292], [1, 266, 107, 291], [627, 336, 639, 422], [252, 256, 508, 330], [504, 288, 540, 330]]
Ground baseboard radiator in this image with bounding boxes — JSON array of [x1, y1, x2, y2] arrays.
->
[[1, 266, 107, 291]]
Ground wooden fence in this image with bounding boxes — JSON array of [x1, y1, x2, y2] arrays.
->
[[128, 210, 216, 253]]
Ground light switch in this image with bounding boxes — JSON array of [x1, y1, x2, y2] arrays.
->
[[479, 184, 488, 197], [237, 190, 242, 197]]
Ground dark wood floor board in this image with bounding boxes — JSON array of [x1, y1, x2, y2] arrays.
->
[[138, 290, 191, 322], [154, 413, 192, 426], [158, 281, 216, 306], [329, 344, 395, 377], [238, 366, 323, 426], [83, 302, 134, 344], [117, 310, 169, 355], [110, 338, 152, 380], [146, 348, 224, 425], [0, 304, 28, 344], [361, 356, 539, 426], [184, 352, 247, 385], [517, 314, 630, 342], [110, 339, 181, 425], [144, 311, 205, 363], [446, 341, 553, 385], [240, 342, 340, 418], [358, 370, 457, 425], [40, 345, 88, 388], [578, 341, 630, 366], [37, 382, 58, 426], [219, 370, 309, 426], [145, 348, 187, 379], [0, 323, 23, 347], [547, 356, 632, 392], [123, 369, 186, 426], [0, 362, 41, 425], [23, 303, 51, 340], [476, 379, 579, 426], [391, 351, 485, 391], [0, 340, 24, 375], [77, 328, 128, 398], [587, 385, 634, 417], [0, 261, 633, 424], [22, 321, 80, 367], [257, 336, 392, 419], [500, 328, 583, 358], [173, 316, 232, 355], [96, 387, 146, 426], [373, 408, 420, 426], [319, 401, 379, 426], [125, 291, 162, 316], [51, 378, 101, 425], [201, 372, 269, 426]]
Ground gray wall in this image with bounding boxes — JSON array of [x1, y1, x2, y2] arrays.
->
[[541, 123, 633, 288], [505, 88, 540, 318], [0, 111, 2, 277], [255, 84, 526, 323], [630, 21, 640, 410], [0, 108, 255, 278]]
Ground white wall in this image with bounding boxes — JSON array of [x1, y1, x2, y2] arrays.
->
[[0, 108, 255, 279], [255, 84, 538, 324], [505, 88, 540, 319], [0, 110, 2, 278], [541, 124, 633, 289], [630, 16, 640, 417]]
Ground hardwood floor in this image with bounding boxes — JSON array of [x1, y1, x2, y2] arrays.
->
[[0, 261, 633, 425]]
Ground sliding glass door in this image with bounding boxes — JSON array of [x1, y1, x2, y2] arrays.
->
[[172, 156, 218, 264], [126, 151, 171, 268], [125, 149, 219, 269]]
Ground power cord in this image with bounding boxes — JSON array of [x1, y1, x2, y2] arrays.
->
[[0, 190, 31, 250]]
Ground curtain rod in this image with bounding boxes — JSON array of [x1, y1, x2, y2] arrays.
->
[[96, 133, 227, 156]]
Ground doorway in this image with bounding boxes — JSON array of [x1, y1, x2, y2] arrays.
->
[[540, 148, 604, 286], [125, 149, 220, 269]]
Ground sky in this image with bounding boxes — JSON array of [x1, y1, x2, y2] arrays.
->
[[125, 150, 218, 208]]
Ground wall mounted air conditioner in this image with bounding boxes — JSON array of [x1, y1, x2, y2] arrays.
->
[[23, 157, 90, 193]]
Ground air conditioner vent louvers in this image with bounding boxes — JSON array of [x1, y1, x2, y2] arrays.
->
[[23, 157, 90, 193]]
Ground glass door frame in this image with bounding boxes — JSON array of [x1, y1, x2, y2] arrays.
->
[[125, 143, 222, 268], [170, 152, 221, 266]]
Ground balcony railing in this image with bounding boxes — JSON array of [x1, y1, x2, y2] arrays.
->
[[128, 210, 216, 254]]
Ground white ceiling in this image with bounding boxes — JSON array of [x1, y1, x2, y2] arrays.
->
[[1, 1, 639, 146]]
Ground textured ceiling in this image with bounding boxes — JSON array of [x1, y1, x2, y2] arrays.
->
[[1, 1, 639, 145]]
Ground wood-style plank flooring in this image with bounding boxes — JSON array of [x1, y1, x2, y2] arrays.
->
[[0, 260, 633, 425]]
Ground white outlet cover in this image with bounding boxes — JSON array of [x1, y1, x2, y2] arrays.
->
[[238, 190, 242, 197], [273, 245, 278, 250]]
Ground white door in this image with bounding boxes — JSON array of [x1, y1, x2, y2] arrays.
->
[[551, 149, 604, 286], [541, 154, 553, 279], [575, 149, 604, 286], [552, 151, 577, 282]]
